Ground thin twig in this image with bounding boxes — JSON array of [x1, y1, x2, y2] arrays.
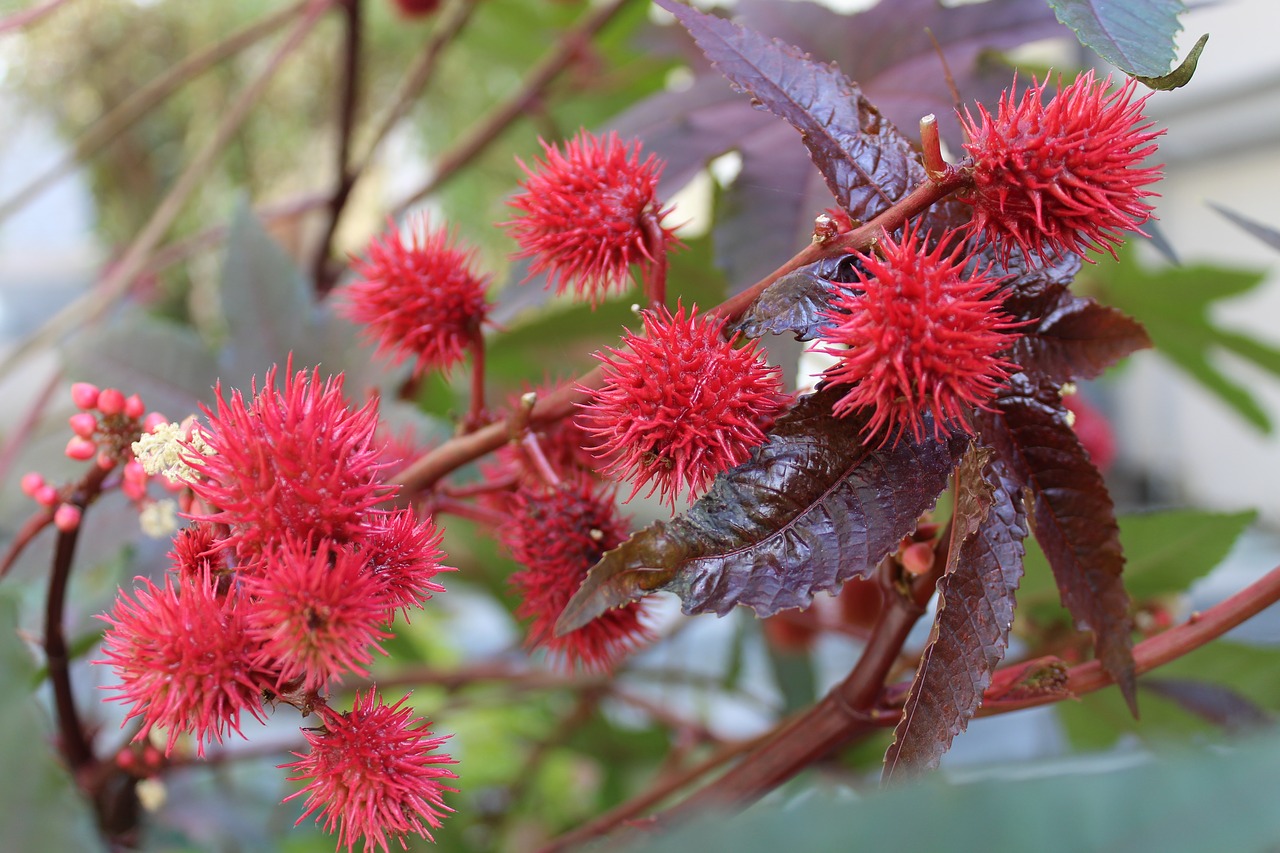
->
[[392, 0, 637, 215], [0, 1, 307, 225], [0, 0, 74, 35], [0, 0, 335, 389], [311, 0, 364, 291]]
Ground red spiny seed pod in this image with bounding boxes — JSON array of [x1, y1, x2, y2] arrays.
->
[[282, 689, 457, 851], [342, 218, 491, 376], [242, 537, 391, 693], [356, 507, 451, 621], [959, 70, 1163, 263], [187, 366, 388, 564], [577, 302, 790, 509], [502, 473, 651, 671], [816, 223, 1021, 445], [96, 569, 272, 756], [504, 129, 676, 306]]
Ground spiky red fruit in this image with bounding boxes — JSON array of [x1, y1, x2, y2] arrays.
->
[[578, 303, 790, 509], [356, 508, 451, 621], [502, 473, 651, 670], [342, 219, 490, 376], [188, 367, 387, 565], [816, 223, 1021, 445], [97, 570, 272, 756], [504, 130, 675, 306], [243, 537, 391, 693], [959, 70, 1163, 263], [282, 689, 457, 852]]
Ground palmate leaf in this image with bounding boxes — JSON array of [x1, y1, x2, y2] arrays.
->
[[655, 0, 923, 233], [883, 448, 1028, 780], [1013, 291, 1153, 385], [557, 388, 969, 632], [731, 255, 852, 341], [619, 0, 1063, 286], [982, 375, 1137, 712], [1047, 0, 1185, 78]]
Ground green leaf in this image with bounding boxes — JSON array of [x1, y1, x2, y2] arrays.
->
[[1135, 32, 1209, 91], [217, 201, 316, 384], [1047, 0, 1185, 78], [61, 312, 219, 420], [1092, 252, 1277, 432], [1120, 509, 1256, 601], [0, 596, 104, 850], [629, 730, 1280, 853], [1020, 508, 1255, 607]]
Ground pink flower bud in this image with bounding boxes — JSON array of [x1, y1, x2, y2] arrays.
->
[[122, 461, 148, 501], [97, 388, 126, 416], [97, 453, 118, 471], [70, 382, 100, 410], [124, 394, 145, 419], [34, 484, 58, 506], [65, 436, 97, 461], [68, 412, 98, 439], [20, 472, 44, 497], [54, 503, 82, 532], [143, 412, 168, 433], [900, 541, 936, 576]]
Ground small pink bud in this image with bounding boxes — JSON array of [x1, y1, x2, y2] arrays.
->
[[97, 453, 118, 471], [34, 484, 58, 506], [65, 436, 97, 461], [20, 472, 44, 497], [70, 382, 100, 410], [901, 541, 936, 576], [124, 394, 145, 419], [54, 503, 82, 532], [143, 412, 168, 433], [68, 412, 98, 439], [122, 461, 148, 501], [97, 388, 126, 416], [115, 750, 137, 771]]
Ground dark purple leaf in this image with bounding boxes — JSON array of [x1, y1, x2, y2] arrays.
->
[[732, 262, 840, 341], [731, 0, 1067, 148], [1012, 293, 1153, 384], [981, 375, 1136, 713], [882, 447, 1028, 779], [655, 0, 923, 229], [1145, 678, 1274, 734], [557, 388, 969, 631], [618, 0, 1064, 288]]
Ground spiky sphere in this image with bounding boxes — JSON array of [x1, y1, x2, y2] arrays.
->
[[504, 130, 675, 306], [959, 70, 1163, 263], [816, 223, 1021, 445], [503, 473, 651, 670], [97, 570, 272, 756], [578, 302, 790, 509], [356, 508, 451, 621], [282, 689, 457, 852], [188, 367, 388, 565], [342, 219, 490, 375], [242, 537, 391, 693]]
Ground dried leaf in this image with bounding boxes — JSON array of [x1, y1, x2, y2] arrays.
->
[[982, 375, 1136, 713], [557, 388, 968, 632], [883, 447, 1028, 779]]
